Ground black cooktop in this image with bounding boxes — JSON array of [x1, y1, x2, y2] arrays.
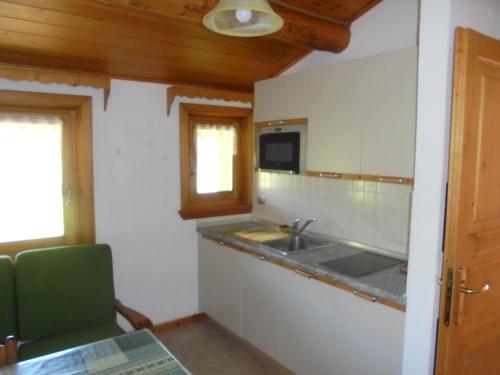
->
[[319, 252, 402, 278]]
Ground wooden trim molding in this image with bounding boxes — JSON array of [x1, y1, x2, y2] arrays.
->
[[0, 64, 111, 110], [153, 313, 208, 333], [361, 174, 414, 186], [254, 118, 308, 128], [307, 170, 414, 186], [202, 234, 405, 312], [167, 86, 253, 115]]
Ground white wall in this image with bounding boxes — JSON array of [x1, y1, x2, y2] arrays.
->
[[284, 0, 419, 73], [0, 78, 248, 326], [401, 1, 451, 373], [402, 1, 500, 374]]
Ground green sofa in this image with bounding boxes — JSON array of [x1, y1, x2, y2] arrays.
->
[[1, 244, 152, 363], [0, 256, 16, 365]]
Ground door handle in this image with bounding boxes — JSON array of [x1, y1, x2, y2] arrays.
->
[[459, 281, 490, 295]]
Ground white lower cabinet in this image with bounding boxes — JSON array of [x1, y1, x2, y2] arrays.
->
[[331, 288, 405, 375], [199, 236, 405, 375], [241, 253, 285, 361], [277, 268, 334, 375], [198, 237, 242, 335]]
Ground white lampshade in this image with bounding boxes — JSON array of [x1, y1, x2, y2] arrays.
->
[[203, 0, 284, 37]]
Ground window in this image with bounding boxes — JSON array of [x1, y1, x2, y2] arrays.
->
[[0, 90, 95, 255], [179, 104, 252, 219]]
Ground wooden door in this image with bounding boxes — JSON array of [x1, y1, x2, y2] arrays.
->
[[436, 28, 500, 374]]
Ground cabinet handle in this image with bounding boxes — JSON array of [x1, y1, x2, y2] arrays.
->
[[318, 172, 341, 179], [252, 253, 267, 261], [353, 289, 377, 303], [294, 269, 313, 279], [218, 241, 225, 246]]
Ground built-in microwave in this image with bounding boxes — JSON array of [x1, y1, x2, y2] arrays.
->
[[257, 124, 307, 174]]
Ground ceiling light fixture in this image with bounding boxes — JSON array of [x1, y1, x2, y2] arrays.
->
[[203, 0, 284, 37]]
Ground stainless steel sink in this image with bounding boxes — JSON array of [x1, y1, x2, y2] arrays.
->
[[262, 235, 331, 255]]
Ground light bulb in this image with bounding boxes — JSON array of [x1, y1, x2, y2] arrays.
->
[[235, 9, 252, 23]]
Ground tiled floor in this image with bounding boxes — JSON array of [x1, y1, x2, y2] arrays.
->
[[156, 319, 292, 375]]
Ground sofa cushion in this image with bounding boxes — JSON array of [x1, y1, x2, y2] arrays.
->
[[18, 323, 125, 361], [0, 255, 16, 339], [15, 244, 116, 341]]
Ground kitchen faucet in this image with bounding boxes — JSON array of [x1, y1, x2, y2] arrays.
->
[[290, 217, 315, 243], [288, 218, 316, 251]]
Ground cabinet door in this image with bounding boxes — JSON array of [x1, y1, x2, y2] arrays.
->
[[198, 237, 242, 335], [278, 270, 334, 375], [241, 254, 287, 360], [254, 71, 309, 122], [360, 47, 417, 178], [331, 288, 405, 375], [308, 62, 363, 174], [308, 47, 417, 177]]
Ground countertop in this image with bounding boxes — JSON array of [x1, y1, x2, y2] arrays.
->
[[197, 218, 407, 309]]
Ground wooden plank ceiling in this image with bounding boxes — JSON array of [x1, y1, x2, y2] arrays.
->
[[0, 0, 381, 92]]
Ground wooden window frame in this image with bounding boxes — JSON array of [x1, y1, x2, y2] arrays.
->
[[0, 90, 95, 255], [179, 103, 253, 219]]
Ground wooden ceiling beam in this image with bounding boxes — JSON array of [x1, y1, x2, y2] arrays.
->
[[271, 4, 350, 53], [92, 0, 351, 53], [269, 0, 382, 23]]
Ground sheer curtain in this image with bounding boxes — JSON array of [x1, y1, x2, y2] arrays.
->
[[195, 124, 237, 194], [0, 113, 64, 243]]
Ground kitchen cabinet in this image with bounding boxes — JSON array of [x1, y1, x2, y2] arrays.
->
[[254, 47, 418, 178], [278, 268, 333, 375], [198, 237, 242, 335], [308, 47, 417, 177], [241, 253, 285, 360], [199, 237, 405, 375], [308, 61, 363, 174], [358, 48, 417, 178], [331, 287, 405, 375], [254, 71, 308, 123]]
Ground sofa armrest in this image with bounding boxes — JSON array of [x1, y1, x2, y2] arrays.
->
[[115, 299, 153, 330], [0, 336, 18, 366]]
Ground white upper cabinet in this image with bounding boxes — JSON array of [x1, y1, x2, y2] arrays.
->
[[254, 47, 418, 178], [359, 48, 417, 177], [307, 47, 417, 177], [254, 71, 309, 122], [308, 60, 364, 174]]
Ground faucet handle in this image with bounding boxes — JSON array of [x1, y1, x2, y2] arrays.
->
[[291, 218, 302, 228]]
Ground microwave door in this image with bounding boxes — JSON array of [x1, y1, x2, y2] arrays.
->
[[259, 132, 300, 174]]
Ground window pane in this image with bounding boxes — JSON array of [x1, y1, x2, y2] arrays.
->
[[195, 124, 236, 194], [0, 114, 64, 243]]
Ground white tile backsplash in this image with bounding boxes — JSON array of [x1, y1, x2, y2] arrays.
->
[[254, 172, 412, 257]]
